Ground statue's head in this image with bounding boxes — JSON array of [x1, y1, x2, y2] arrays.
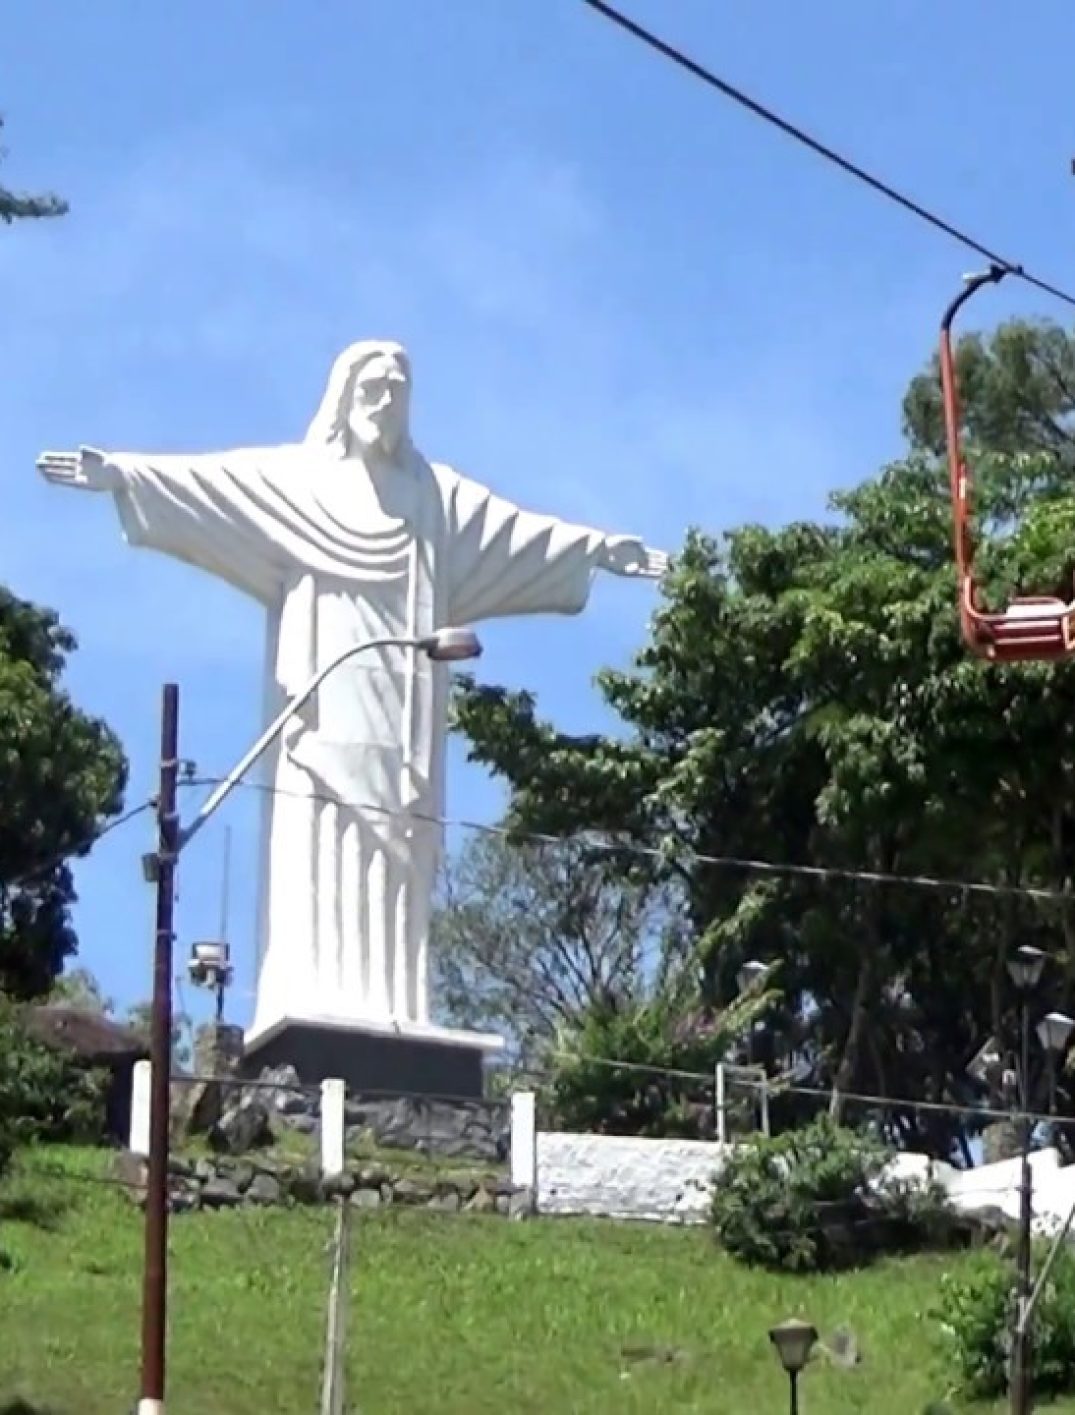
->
[[305, 340, 412, 459]]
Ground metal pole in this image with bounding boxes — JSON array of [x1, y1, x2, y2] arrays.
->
[[320, 1197, 352, 1415], [1011, 999, 1033, 1415], [139, 683, 179, 1415], [178, 634, 425, 852], [789, 1368, 799, 1415], [1022, 1190, 1075, 1333]]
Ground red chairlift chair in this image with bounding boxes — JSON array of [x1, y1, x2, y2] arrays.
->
[[940, 264, 1075, 662]]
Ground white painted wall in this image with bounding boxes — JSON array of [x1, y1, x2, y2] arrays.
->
[[535, 1131, 731, 1224], [911, 1147, 1075, 1236], [532, 1118, 1075, 1234]]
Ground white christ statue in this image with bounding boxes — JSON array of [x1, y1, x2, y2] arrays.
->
[[37, 340, 666, 1044]]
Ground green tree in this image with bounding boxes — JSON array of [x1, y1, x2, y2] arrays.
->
[[453, 315, 1075, 1158], [0, 589, 127, 997], [124, 1000, 192, 1071], [47, 966, 114, 1014], [0, 114, 67, 224], [431, 831, 671, 1068], [0, 998, 106, 1178]]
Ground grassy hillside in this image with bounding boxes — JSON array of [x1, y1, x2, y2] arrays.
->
[[0, 1145, 1069, 1414]]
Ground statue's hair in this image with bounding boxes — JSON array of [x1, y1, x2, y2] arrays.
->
[[304, 340, 411, 450]]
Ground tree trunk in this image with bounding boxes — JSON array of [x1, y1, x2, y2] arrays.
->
[[830, 950, 873, 1125]]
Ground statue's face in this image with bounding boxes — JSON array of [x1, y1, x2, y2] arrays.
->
[[348, 352, 410, 457]]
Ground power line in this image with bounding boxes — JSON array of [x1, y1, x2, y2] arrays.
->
[[188, 773, 1075, 907], [531, 1048, 1075, 1132], [7, 797, 157, 889], [579, 0, 1075, 310]]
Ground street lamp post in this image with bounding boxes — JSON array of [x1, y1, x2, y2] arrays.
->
[[137, 627, 481, 1415], [737, 959, 769, 1131], [769, 1318, 818, 1415], [1037, 1011, 1075, 1119], [1006, 945, 1046, 1415]]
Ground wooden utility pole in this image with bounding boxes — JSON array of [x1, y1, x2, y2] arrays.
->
[[138, 683, 179, 1415]]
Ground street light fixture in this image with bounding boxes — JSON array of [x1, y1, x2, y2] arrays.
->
[[420, 626, 482, 661], [1037, 1011, 1075, 1124], [769, 1318, 817, 1415], [187, 939, 234, 1023], [737, 959, 769, 994], [1008, 945, 1047, 995], [188, 939, 232, 987], [1037, 1011, 1075, 1057], [1005, 944, 1049, 1415]]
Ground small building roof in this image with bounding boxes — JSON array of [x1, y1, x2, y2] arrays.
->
[[24, 1005, 150, 1063]]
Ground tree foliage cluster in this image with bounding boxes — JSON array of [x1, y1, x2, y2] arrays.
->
[[0, 591, 126, 999], [936, 1244, 1075, 1399], [0, 114, 66, 224], [0, 998, 106, 1179], [1, 125, 126, 1006], [446, 316, 1075, 1158]]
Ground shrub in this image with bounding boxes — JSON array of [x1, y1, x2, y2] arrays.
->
[[710, 1115, 886, 1270], [0, 998, 106, 1177], [710, 1115, 958, 1272], [935, 1244, 1075, 1400]]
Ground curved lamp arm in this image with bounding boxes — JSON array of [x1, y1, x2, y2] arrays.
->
[[176, 627, 480, 853]]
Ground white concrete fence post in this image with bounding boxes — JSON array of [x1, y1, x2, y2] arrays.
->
[[510, 1091, 537, 1201], [715, 1063, 727, 1145], [129, 1057, 152, 1157], [320, 1077, 346, 1179]]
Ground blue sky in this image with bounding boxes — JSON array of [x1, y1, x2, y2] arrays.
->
[[2, 1, 1071, 1029]]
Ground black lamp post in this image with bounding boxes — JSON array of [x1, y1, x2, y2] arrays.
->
[[1006, 945, 1046, 1415], [769, 1318, 817, 1415], [737, 959, 768, 1096]]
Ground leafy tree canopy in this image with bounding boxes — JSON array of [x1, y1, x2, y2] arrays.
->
[[0, 114, 67, 224], [452, 314, 1075, 1159], [0, 590, 126, 997]]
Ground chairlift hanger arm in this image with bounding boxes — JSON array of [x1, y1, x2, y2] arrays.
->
[[940, 263, 1011, 337]]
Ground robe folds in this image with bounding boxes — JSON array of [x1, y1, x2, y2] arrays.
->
[[111, 441, 610, 1032]]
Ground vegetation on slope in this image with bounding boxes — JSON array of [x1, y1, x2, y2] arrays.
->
[[0, 1145, 1070, 1414]]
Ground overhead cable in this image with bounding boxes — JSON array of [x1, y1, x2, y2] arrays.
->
[[580, 0, 1075, 309], [188, 774, 1075, 907]]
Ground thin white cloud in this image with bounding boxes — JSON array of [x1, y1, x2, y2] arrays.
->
[[4, 117, 868, 1022]]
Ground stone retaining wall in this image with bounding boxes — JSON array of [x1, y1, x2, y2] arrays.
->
[[181, 1064, 510, 1165], [113, 1149, 530, 1217]]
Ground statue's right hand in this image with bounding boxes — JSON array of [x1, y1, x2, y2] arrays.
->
[[36, 445, 119, 492]]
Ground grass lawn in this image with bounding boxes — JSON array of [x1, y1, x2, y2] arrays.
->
[[0, 1145, 1072, 1414]]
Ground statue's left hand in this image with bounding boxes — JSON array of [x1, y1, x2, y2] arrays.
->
[[600, 536, 669, 579]]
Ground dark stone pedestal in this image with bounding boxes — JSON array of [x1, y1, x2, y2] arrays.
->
[[241, 1018, 501, 1099]]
